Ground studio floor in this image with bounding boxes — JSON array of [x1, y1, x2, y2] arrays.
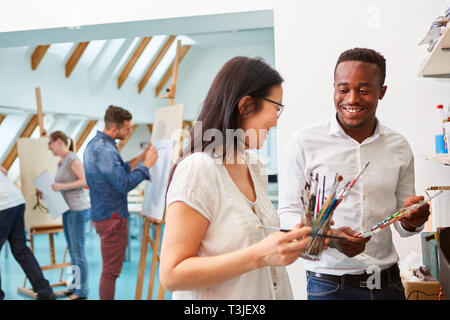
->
[[0, 215, 172, 300]]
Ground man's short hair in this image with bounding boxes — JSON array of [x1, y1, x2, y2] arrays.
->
[[334, 48, 386, 86], [104, 105, 132, 129]]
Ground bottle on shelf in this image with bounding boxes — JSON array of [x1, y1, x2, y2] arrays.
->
[[435, 105, 448, 154], [443, 117, 450, 154]]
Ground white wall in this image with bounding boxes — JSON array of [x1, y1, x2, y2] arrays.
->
[[1, 0, 449, 300]]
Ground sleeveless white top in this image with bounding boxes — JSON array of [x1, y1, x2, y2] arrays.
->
[[166, 151, 294, 300]]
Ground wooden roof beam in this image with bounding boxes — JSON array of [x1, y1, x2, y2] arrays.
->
[[75, 120, 98, 152], [31, 45, 50, 70], [138, 35, 176, 94], [118, 37, 152, 89], [155, 45, 191, 97], [65, 42, 90, 78], [0, 114, 5, 126], [1, 114, 39, 170]]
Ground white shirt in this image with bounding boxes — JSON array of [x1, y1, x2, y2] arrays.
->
[[166, 151, 294, 300], [278, 116, 422, 276], [0, 171, 25, 211]]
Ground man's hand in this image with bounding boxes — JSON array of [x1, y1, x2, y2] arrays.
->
[[139, 143, 153, 162], [400, 196, 430, 232], [329, 226, 370, 257], [143, 145, 158, 169]]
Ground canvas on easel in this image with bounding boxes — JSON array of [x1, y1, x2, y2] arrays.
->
[[17, 137, 62, 229], [136, 39, 188, 301], [16, 88, 70, 299], [142, 104, 184, 221]]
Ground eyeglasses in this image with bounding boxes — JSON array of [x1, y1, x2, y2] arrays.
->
[[262, 97, 285, 119]]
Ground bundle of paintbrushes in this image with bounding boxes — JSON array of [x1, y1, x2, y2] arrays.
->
[[300, 162, 370, 261]]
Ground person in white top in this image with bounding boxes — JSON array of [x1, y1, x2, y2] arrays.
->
[[0, 166, 56, 300], [160, 56, 327, 300], [278, 48, 430, 300]]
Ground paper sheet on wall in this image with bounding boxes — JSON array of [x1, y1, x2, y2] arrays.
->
[[142, 140, 174, 220], [33, 170, 70, 219]]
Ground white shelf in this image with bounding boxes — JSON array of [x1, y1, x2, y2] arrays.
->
[[420, 153, 450, 165], [419, 23, 450, 78]]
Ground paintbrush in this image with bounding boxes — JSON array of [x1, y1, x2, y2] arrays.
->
[[256, 225, 345, 240]]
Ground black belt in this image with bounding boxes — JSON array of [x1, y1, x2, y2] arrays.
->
[[307, 264, 400, 289]]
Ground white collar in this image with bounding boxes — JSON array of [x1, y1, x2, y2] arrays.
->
[[328, 114, 385, 142]]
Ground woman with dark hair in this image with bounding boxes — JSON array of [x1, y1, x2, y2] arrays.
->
[[160, 57, 319, 299], [48, 131, 90, 300]]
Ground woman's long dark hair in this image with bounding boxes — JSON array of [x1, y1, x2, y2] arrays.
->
[[167, 56, 283, 192]]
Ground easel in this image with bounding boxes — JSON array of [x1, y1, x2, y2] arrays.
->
[[135, 40, 183, 300], [18, 225, 70, 298], [18, 87, 70, 299]]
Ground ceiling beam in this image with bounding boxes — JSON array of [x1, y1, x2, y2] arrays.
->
[[138, 35, 176, 94], [31, 45, 50, 70], [155, 45, 191, 97], [75, 120, 98, 152], [0, 114, 5, 126], [118, 124, 138, 152], [1, 114, 39, 170], [65, 42, 90, 78], [118, 37, 152, 89]]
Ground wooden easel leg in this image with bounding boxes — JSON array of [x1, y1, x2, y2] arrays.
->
[[59, 246, 68, 283], [157, 282, 166, 300], [49, 233, 56, 265], [18, 228, 70, 299], [135, 218, 150, 300], [147, 223, 162, 300]]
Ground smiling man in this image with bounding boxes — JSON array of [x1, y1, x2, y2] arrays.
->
[[278, 48, 430, 300]]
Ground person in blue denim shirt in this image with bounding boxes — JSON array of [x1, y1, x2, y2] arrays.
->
[[84, 105, 158, 300]]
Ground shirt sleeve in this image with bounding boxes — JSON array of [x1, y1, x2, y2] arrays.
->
[[277, 131, 306, 229], [96, 147, 151, 194], [393, 139, 424, 237], [166, 153, 220, 222]]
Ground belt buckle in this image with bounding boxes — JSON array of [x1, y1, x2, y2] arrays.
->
[[359, 277, 369, 289]]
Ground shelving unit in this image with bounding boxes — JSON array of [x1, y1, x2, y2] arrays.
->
[[420, 154, 450, 166], [419, 23, 450, 78]]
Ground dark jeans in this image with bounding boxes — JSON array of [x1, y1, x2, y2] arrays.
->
[[0, 204, 54, 300], [307, 270, 406, 300]]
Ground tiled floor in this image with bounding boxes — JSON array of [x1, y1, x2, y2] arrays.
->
[[0, 216, 172, 300]]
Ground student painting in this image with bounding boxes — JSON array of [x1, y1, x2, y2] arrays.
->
[[160, 57, 321, 300], [48, 131, 90, 300], [83, 106, 158, 300]]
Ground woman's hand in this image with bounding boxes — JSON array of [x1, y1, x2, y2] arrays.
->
[[252, 225, 312, 268], [51, 183, 64, 191]]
